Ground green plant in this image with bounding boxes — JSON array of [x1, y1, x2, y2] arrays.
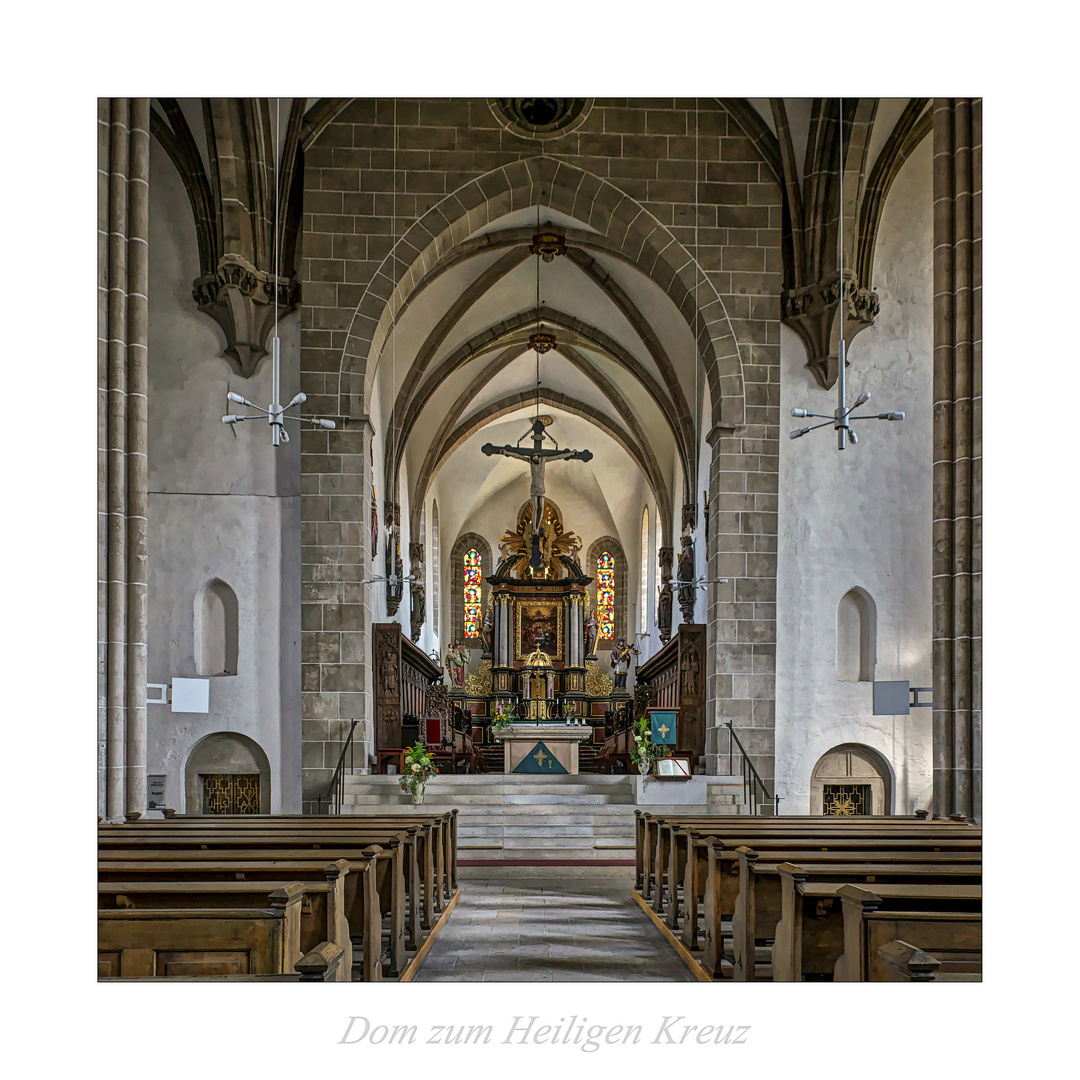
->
[[629, 716, 672, 770], [398, 741, 439, 795], [491, 700, 515, 731]]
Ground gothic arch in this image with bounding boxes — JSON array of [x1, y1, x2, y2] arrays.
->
[[408, 343, 673, 544], [424, 390, 672, 544], [449, 532, 493, 646], [586, 535, 628, 647], [184, 731, 272, 814], [340, 156, 746, 431], [810, 743, 894, 816]]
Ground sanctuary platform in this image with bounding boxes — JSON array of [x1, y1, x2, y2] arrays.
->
[[339, 772, 750, 865]]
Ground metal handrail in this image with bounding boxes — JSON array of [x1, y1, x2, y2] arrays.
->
[[316, 719, 359, 815], [724, 721, 775, 815]]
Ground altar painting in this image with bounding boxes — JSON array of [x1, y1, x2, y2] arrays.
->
[[515, 601, 563, 660]]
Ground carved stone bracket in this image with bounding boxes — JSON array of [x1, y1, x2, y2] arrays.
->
[[681, 503, 698, 534], [781, 270, 880, 390], [193, 254, 300, 378]]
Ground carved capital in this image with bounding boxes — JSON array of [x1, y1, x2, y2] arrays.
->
[[193, 254, 300, 378], [781, 271, 880, 389]]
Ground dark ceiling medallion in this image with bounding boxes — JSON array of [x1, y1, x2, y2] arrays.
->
[[529, 231, 567, 262], [529, 332, 558, 354], [490, 98, 591, 140]]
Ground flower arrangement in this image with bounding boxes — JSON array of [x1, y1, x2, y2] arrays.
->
[[491, 700, 515, 732], [398, 741, 439, 803], [630, 716, 672, 773]]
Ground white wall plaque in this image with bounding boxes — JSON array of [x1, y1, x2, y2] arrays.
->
[[171, 677, 210, 713]]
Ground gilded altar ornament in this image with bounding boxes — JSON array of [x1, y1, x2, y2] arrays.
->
[[463, 658, 493, 697], [585, 660, 613, 698], [498, 501, 582, 580]]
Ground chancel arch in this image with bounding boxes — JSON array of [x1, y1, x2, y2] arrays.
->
[[345, 153, 748, 433], [810, 744, 894, 816], [449, 532, 493, 646]]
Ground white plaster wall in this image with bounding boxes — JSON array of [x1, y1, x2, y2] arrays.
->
[[773, 138, 935, 815], [147, 494, 300, 812], [145, 136, 302, 811]]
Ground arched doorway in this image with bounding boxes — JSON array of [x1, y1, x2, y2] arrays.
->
[[184, 731, 271, 814], [810, 744, 893, 816]]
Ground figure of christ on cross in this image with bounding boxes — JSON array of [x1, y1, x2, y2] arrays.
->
[[481, 417, 593, 567]]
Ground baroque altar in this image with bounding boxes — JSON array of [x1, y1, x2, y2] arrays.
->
[[453, 501, 623, 759]]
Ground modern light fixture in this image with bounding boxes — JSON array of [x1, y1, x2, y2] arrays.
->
[[222, 99, 336, 443], [788, 99, 904, 449]]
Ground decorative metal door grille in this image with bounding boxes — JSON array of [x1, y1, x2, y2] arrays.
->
[[822, 783, 871, 816], [203, 774, 261, 814]]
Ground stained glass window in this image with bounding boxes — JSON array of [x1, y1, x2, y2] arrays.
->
[[597, 551, 615, 641], [463, 548, 482, 638]]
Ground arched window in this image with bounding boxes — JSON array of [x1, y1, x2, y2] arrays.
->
[[463, 549, 483, 639], [450, 532, 492, 642], [431, 501, 440, 638], [837, 587, 877, 682], [195, 579, 239, 677], [639, 507, 650, 634], [597, 552, 615, 641], [586, 536, 627, 646]]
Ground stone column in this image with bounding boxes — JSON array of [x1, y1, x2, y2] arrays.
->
[[98, 99, 150, 822], [932, 99, 982, 822]]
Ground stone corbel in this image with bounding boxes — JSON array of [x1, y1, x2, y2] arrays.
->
[[193, 253, 301, 378], [781, 270, 879, 390]]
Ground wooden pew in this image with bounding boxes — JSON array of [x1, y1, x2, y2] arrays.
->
[[101, 811, 457, 914], [649, 816, 979, 931], [98, 820, 436, 954], [98, 882, 305, 978], [635, 812, 958, 910], [99, 866, 358, 981], [771, 865, 984, 981], [100, 940, 345, 982], [835, 884, 982, 982], [98, 838, 412, 977], [875, 939, 981, 982], [696, 835, 979, 979], [731, 851, 981, 981], [98, 854, 384, 981]]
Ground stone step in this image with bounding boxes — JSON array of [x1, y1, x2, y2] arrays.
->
[[342, 793, 637, 806], [458, 824, 633, 838]]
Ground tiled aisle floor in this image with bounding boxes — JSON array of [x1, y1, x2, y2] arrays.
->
[[414, 868, 695, 982]]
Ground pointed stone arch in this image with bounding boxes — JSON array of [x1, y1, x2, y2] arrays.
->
[[338, 157, 746, 432]]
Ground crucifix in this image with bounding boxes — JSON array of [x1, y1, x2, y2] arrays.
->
[[481, 416, 593, 567]]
